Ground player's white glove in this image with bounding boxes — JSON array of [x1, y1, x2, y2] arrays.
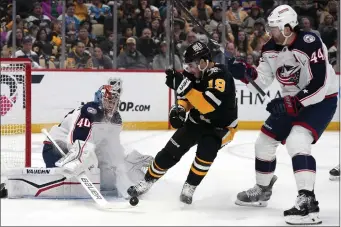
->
[[55, 140, 98, 179]]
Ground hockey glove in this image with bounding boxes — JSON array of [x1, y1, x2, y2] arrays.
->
[[165, 68, 183, 90], [227, 58, 257, 84], [169, 105, 186, 129], [176, 77, 193, 98], [266, 96, 303, 117], [55, 140, 98, 179]]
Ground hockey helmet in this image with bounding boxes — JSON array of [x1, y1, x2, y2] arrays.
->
[[183, 41, 211, 63], [267, 5, 298, 35]]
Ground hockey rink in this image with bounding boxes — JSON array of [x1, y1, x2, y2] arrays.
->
[[1, 130, 340, 226]]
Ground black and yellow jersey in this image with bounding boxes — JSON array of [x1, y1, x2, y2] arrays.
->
[[178, 63, 238, 128]]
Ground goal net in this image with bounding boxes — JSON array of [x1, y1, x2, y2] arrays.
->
[[1, 58, 31, 172]]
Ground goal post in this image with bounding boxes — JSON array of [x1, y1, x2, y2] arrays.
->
[[1, 58, 31, 168]]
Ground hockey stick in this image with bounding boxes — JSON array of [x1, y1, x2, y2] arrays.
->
[[41, 129, 133, 211], [174, 0, 267, 97], [170, 0, 179, 112]]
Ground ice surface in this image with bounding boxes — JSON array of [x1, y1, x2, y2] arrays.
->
[[1, 130, 339, 226]]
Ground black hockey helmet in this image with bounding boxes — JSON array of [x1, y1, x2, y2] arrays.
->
[[183, 41, 211, 63]]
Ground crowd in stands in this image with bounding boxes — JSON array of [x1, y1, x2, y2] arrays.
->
[[0, 0, 339, 71]]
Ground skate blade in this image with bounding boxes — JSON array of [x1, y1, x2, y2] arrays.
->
[[285, 212, 322, 225], [235, 199, 268, 207], [329, 175, 340, 181]]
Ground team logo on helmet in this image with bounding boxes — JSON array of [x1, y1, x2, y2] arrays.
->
[[276, 65, 301, 86], [303, 34, 315, 43]]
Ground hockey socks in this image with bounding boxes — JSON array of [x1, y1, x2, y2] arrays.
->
[[255, 157, 277, 186], [292, 154, 316, 191], [186, 156, 213, 186], [145, 160, 167, 180]]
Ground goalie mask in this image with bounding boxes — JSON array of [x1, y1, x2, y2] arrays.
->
[[94, 78, 122, 118]]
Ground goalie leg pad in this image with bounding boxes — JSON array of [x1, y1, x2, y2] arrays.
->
[[5, 167, 100, 199]]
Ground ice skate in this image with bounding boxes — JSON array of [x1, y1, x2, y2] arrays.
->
[[127, 176, 156, 197], [284, 190, 322, 225], [329, 165, 339, 181], [235, 175, 277, 207], [180, 182, 197, 205]]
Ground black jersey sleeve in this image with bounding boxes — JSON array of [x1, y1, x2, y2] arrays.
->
[[185, 67, 230, 114]]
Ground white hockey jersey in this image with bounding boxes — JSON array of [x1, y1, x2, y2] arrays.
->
[[249, 31, 338, 106], [45, 102, 135, 197]]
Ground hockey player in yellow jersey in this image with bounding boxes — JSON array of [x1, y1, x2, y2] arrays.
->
[[127, 41, 238, 204]]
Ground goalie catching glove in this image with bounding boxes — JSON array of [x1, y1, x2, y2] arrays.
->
[[55, 140, 98, 179]]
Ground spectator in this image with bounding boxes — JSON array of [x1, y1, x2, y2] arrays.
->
[[15, 37, 40, 66], [294, 0, 316, 28], [119, 27, 135, 50], [225, 42, 237, 58], [150, 18, 163, 45], [226, 0, 248, 26], [134, 7, 153, 37], [137, 27, 158, 63], [25, 24, 40, 44], [41, 0, 61, 20], [178, 31, 197, 59], [135, 0, 160, 20], [216, 22, 235, 43], [117, 37, 149, 69], [328, 38, 337, 72], [66, 41, 93, 69], [316, 0, 331, 25], [246, 54, 256, 67], [173, 18, 187, 44], [235, 30, 252, 58], [249, 18, 270, 59], [74, 0, 89, 22], [327, 1, 338, 27], [152, 41, 182, 70], [301, 17, 320, 37], [241, 5, 262, 35], [6, 28, 24, 51], [89, 0, 112, 24], [80, 20, 96, 39], [206, 5, 232, 35], [57, 3, 81, 31], [318, 14, 338, 49], [92, 46, 113, 69], [118, 0, 137, 27], [189, 0, 213, 23], [33, 28, 53, 57], [26, 2, 51, 24], [212, 41, 236, 64], [1, 3, 14, 31], [76, 27, 96, 52], [50, 20, 62, 47]]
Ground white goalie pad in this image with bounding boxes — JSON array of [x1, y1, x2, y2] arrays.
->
[[5, 167, 100, 199]]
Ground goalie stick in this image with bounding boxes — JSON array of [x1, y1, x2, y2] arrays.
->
[[174, 0, 267, 97], [41, 129, 134, 211]]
